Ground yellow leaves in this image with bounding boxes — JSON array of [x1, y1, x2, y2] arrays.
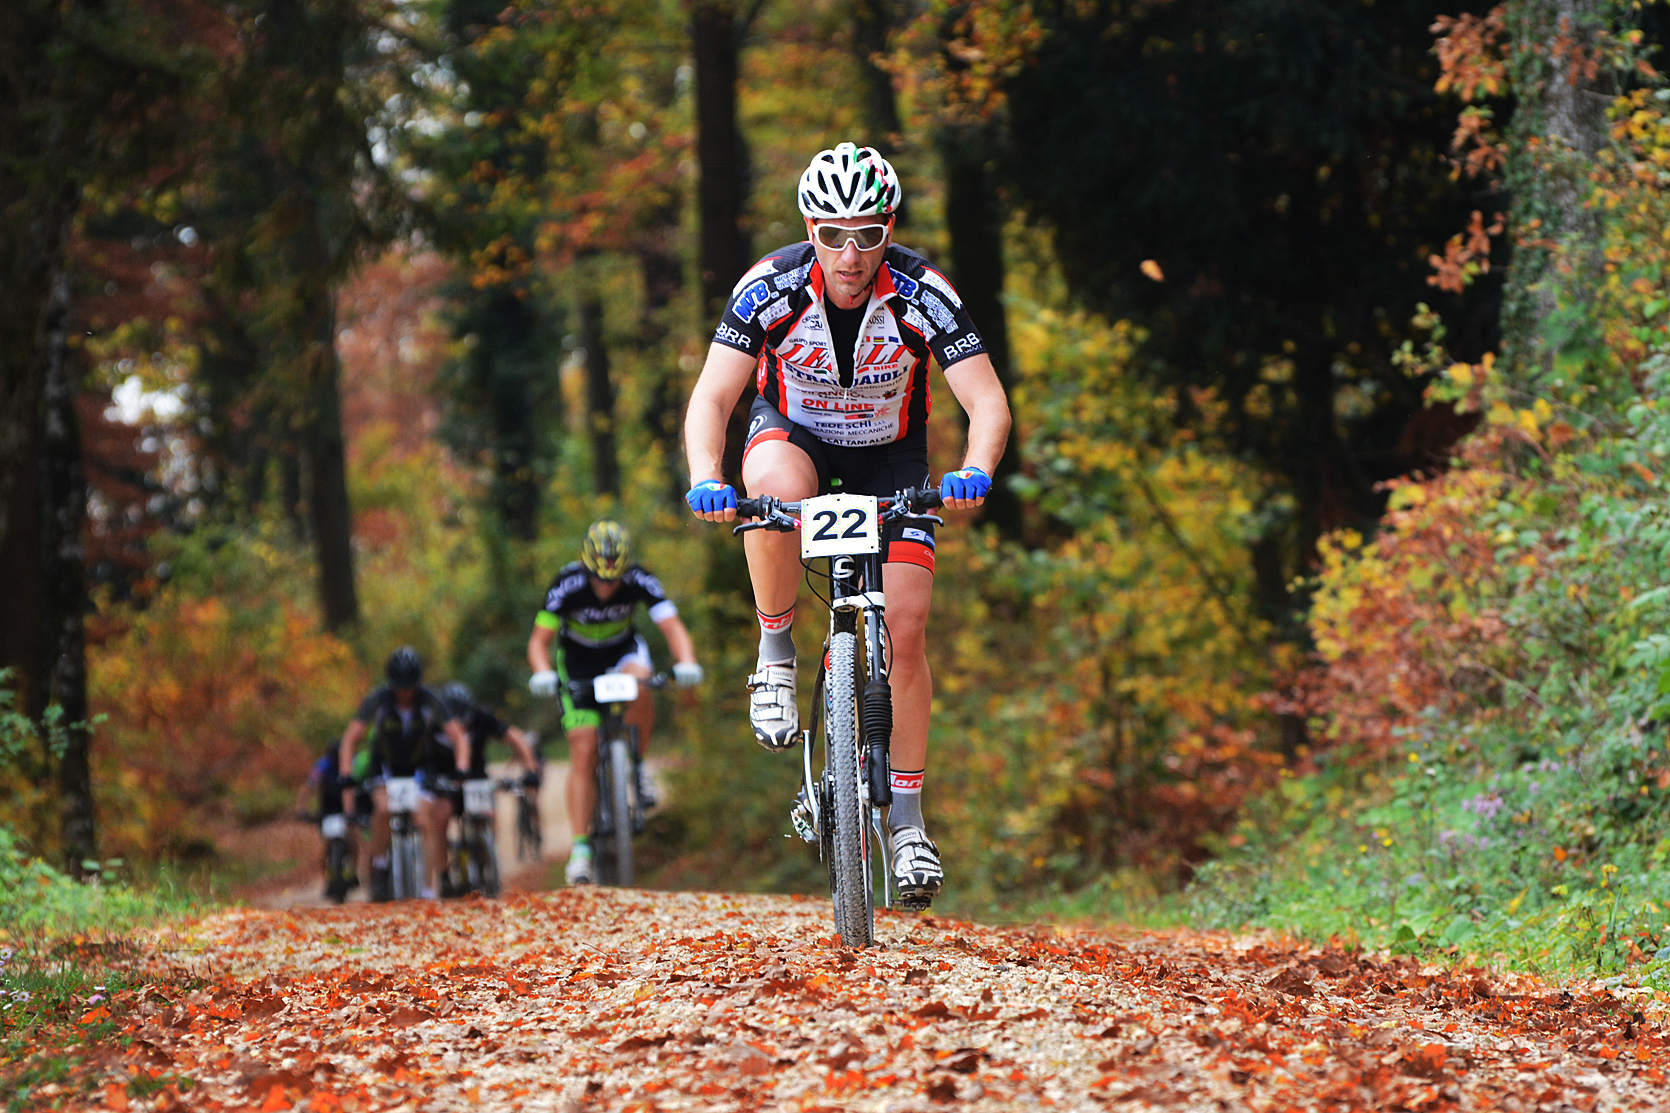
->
[[1447, 362, 1474, 387], [1140, 259, 1164, 282]]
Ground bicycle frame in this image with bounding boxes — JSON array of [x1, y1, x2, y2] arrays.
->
[[736, 487, 943, 943]]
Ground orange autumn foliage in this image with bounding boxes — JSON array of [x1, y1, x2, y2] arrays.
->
[[89, 589, 368, 860]]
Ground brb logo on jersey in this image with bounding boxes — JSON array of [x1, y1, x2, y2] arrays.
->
[[733, 279, 774, 323]]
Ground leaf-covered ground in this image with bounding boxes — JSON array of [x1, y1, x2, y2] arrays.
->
[[42, 890, 1670, 1111]]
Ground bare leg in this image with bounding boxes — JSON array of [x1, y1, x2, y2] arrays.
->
[[881, 562, 934, 773], [740, 441, 819, 622], [369, 785, 391, 859], [619, 661, 654, 756], [566, 726, 599, 840], [421, 794, 453, 895]]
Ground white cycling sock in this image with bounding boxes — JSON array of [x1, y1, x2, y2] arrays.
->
[[757, 606, 795, 665], [887, 768, 925, 832]]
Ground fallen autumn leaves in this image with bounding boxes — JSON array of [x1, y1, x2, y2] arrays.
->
[[41, 889, 1670, 1111]]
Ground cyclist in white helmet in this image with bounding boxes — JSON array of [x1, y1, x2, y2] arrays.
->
[[682, 142, 1010, 909]]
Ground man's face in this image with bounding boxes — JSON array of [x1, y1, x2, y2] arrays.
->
[[807, 215, 892, 309], [590, 574, 622, 600], [393, 685, 417, 709]]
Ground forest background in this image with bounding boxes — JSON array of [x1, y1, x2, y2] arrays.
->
[[6, 0, 1670, 979]]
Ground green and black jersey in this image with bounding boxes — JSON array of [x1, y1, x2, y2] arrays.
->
[[535, 562, 677, 651]]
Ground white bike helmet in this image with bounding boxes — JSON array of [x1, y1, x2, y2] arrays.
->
[[797, 142, 903, 220]]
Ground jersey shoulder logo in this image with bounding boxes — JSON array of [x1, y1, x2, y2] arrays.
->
[[757, 298, 792, 328], [732, 279, 776, 323], [888, 267, 919, 300], [920, 268, 962, 308], [732, 257, 778, 295], [774, 261, 813, 291]]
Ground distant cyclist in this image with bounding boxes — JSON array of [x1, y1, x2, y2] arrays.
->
[[527, 520, 703, 885], [683, 142, 1011, 909], [439, 681, 542, 782], [298, 736, 368, 897], [339, 647, 471, 900]]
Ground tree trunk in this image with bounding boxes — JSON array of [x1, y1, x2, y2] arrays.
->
[[1500, 0, 1612, 381], [579, 290, 620, 497], [304, 296, 358, 632], [637, 240, 689, 507], [691, 0, 753, 316], [39, 269, 96, 869], [941, 139, 1023, 539], [852, 0, 903, 151]]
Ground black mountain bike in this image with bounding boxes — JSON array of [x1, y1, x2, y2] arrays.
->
[[499, 771, 543, 863], [734, 487, 944, 947], [566, 672, 669, 887], [447, 777, 501, 897]]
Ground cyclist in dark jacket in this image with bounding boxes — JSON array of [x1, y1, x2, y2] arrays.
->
[[339, 646, 470, 900]]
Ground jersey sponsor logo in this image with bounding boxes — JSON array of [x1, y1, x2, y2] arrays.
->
[[774, 262, 813, 291], [902, 305, 935, 340], [889, 268, 919, 299], [857, 343, 907, 369], [732, 279, 775, 323], [901, 527, 935, 546], [732, 258, 778, 294], [714, 322, 751, 348], [919, 268, 962, 308], [943, 331, 984, 360], [757, 298, 792, 328], [921, 289, 959, 334], [779, 341, 833, 373]]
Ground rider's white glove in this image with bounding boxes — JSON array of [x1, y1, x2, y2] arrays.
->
[[528, 670, 560, 698], [673, 661, 704, 688]]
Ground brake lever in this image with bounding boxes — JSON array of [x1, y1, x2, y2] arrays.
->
[[901, 513, 945, 526]]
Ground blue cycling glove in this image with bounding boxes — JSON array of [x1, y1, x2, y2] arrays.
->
[[686, 480, 738, 515], [939, 465, 992, 502]]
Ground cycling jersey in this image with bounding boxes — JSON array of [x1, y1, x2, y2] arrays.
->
[[439, 699, 510, 780], [534, 562, 677, 650], [713, 242, 986, 449], [353, 684, 454, 778]]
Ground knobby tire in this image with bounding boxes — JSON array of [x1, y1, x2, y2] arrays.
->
[[393, 823, 422, 901], [325, 838, 350, 904], [476, 825, 501, 897], [826, 629, 872, 947], [608, 736, 635, 887]]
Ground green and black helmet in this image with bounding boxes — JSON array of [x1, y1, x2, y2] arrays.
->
[[581, 520, 631, 581]]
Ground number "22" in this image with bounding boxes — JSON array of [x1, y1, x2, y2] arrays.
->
[[810, 507, 869, 542]]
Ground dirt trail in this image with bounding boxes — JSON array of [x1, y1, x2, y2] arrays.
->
[[71, 889, 1670, 1111]]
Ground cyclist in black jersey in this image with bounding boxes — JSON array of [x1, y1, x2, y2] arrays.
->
[[527, 521, 703, 884], [339, 646, 471, 900], [683, 143, 1011, 909]]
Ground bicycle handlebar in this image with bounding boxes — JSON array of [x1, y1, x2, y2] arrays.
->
[[563, 672, 672, 699], [732, 487, 944, 536]]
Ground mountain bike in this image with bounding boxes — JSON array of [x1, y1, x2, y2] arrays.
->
[[499, 770, 543, 863], [446, 777, 501, 897], [566, 672, 669, 888], [733, 487, 944, 947], [382, 776, 425, 901], [319, 811, 358, 903]]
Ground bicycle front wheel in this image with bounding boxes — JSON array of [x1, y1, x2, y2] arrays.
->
[[607, 736, 635, 887], [826, 629, 873, 947], [393, 826, 422, 900], [325, 838, 350, 904]]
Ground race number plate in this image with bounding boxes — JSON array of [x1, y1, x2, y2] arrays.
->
[[463, 779, 496, 816], [593, 672, 639, 703], [384, 777, 420, 814], [320, 813, 348, 839], [800, 493, 880, 558]]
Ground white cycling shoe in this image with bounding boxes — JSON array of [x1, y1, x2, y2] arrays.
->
[[747, 662, 800, 752], [890, 826, 943, 911], [564, 843, 594, 885]]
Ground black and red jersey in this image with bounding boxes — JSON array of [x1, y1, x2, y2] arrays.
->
[[712, 242, 986, 449]]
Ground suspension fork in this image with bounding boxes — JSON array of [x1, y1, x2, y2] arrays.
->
[[860, 552, 892, 808]]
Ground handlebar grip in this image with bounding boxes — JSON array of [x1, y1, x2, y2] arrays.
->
[[916, 488, 943, 510], [736, 497, 762, 519]]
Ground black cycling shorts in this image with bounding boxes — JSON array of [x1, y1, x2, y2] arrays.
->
[[742, 397, 936, 572]]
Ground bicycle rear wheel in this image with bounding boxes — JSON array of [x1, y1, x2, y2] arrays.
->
[[606, 736, 635, 887], [825, 629, 872, 947]]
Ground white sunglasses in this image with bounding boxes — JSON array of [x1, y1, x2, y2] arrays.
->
[[811, 222, 891, 251]]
